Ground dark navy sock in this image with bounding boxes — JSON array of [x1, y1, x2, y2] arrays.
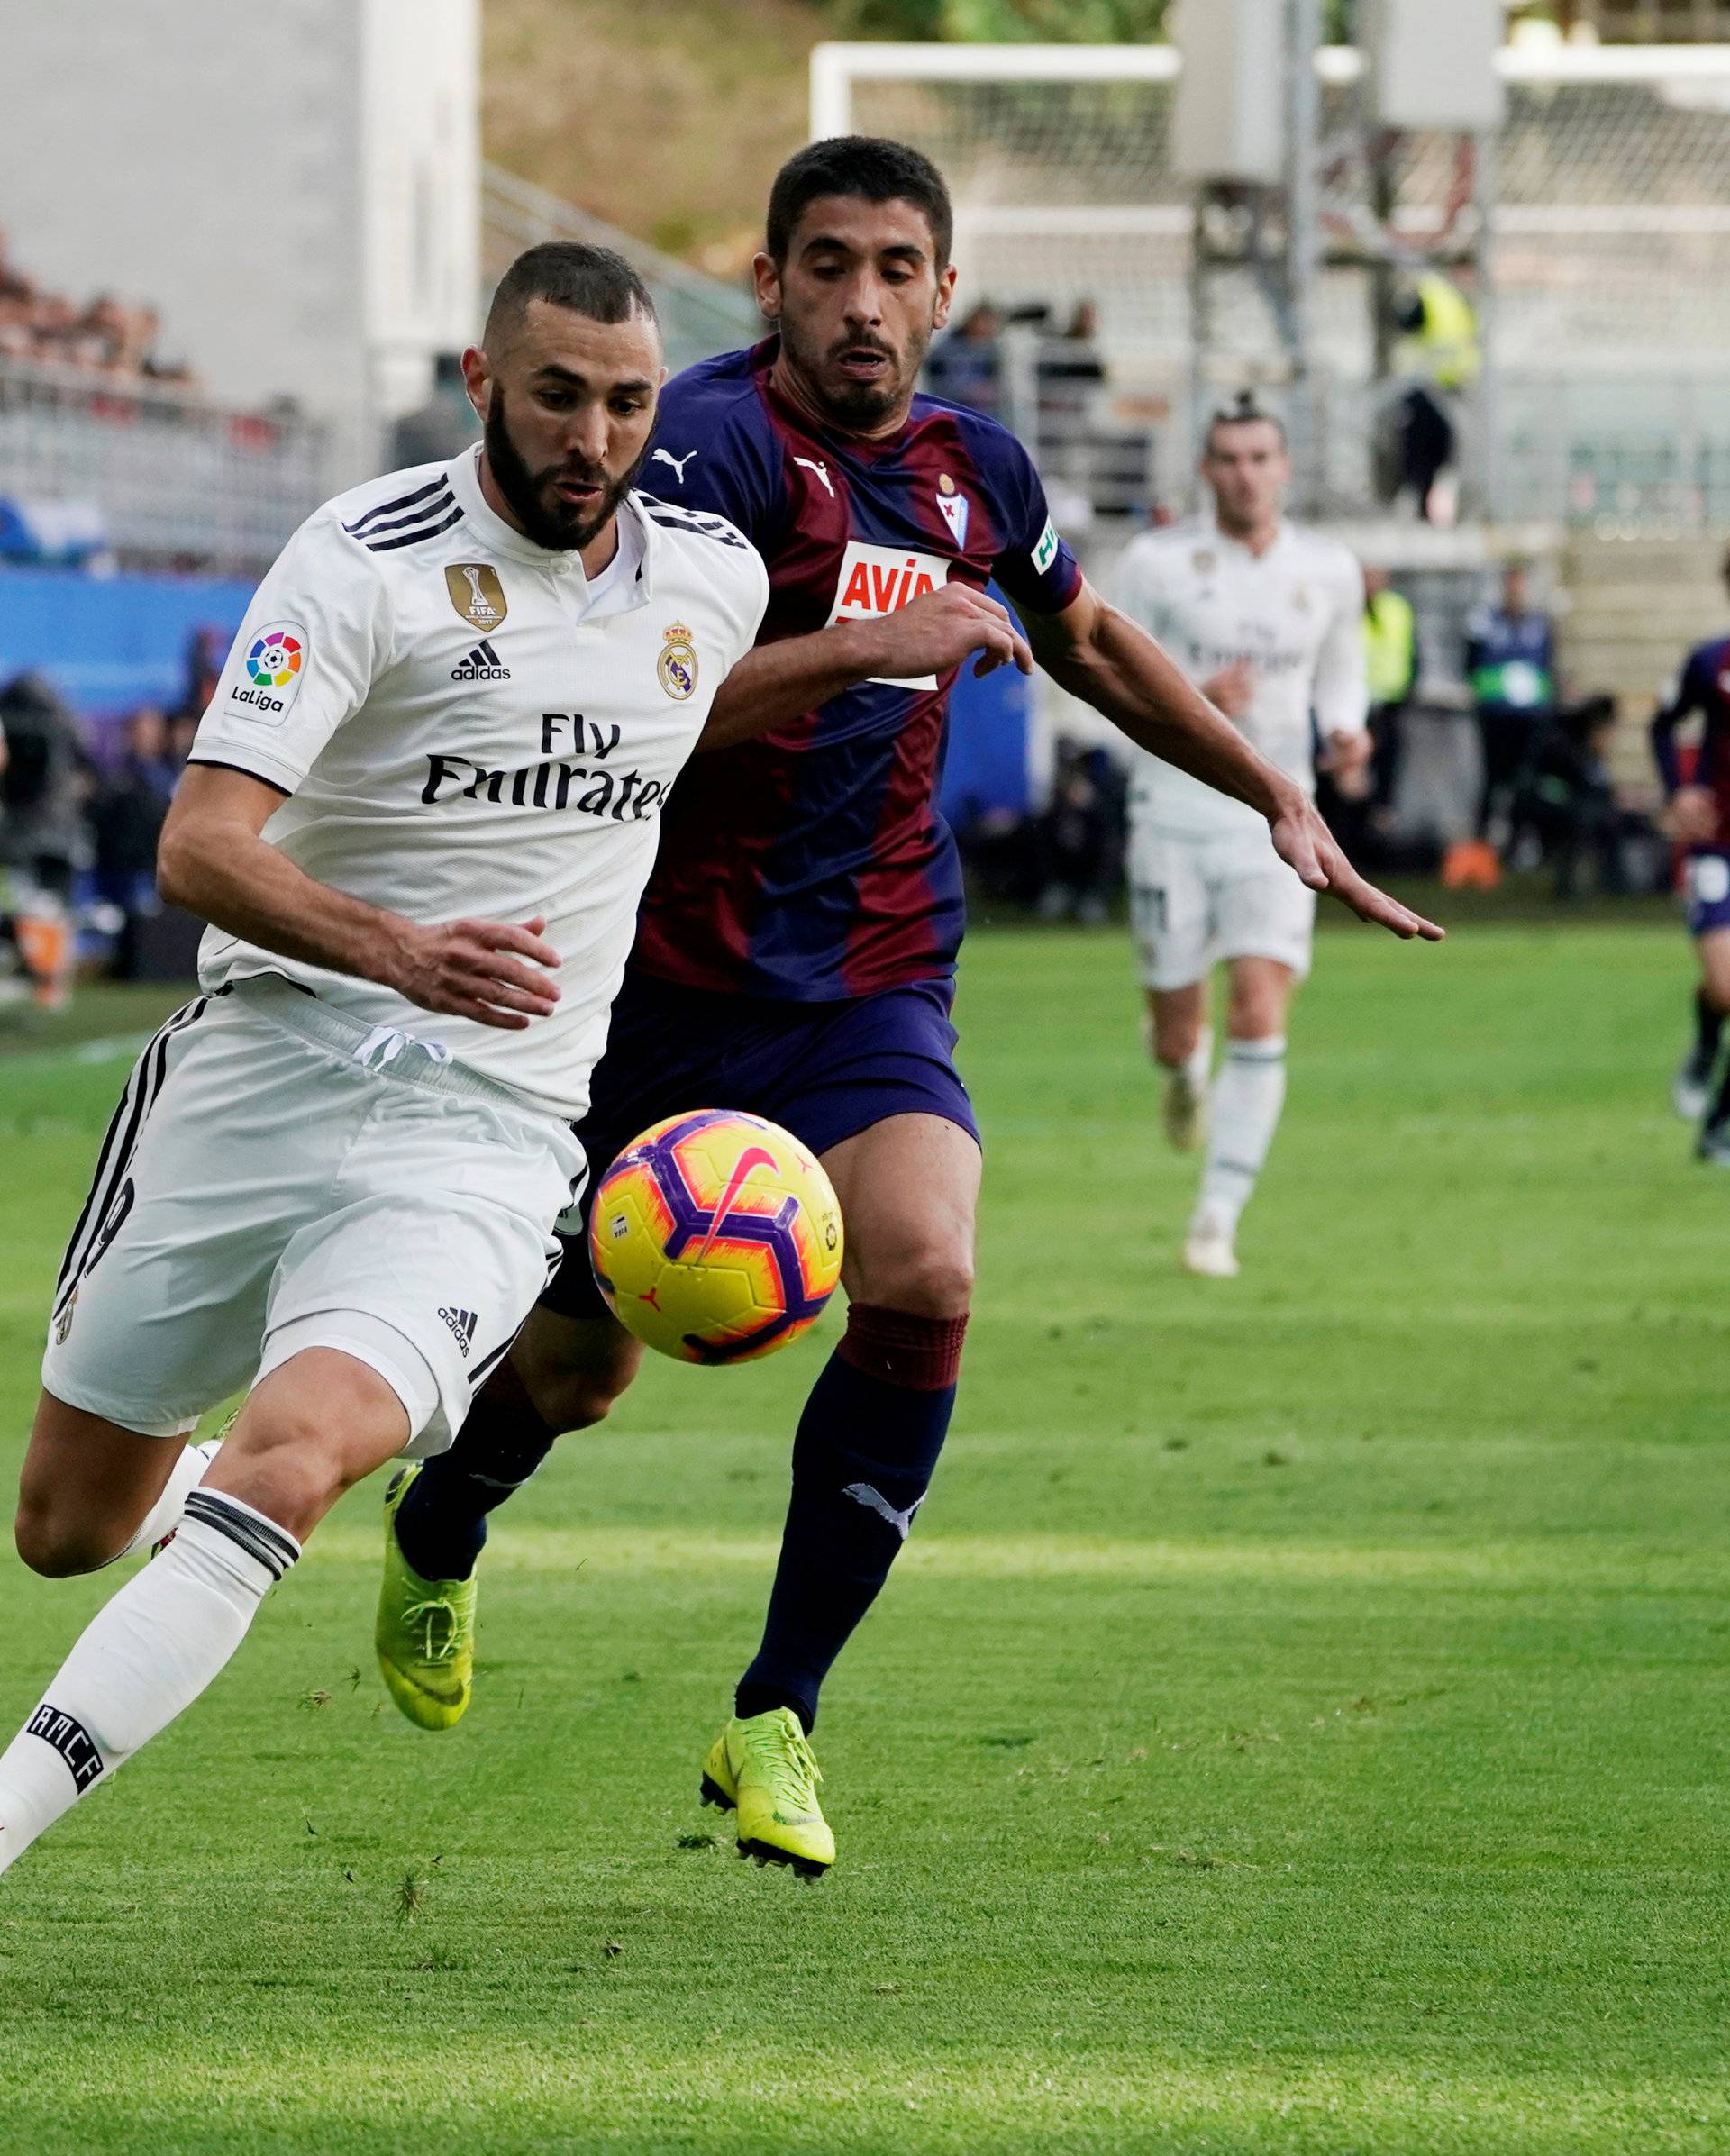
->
[[1708, 1044, 1730, 1135], [1696, 987, 1725, 1071], [392, 1359, 558, 1582], [735, 1305, 968, 1733]]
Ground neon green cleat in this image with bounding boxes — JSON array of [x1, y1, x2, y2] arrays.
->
[[700, 1707, 835, 1877], [375, 1464, 476, 1731]]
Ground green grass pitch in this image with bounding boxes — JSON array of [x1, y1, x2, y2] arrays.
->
[[0, 920, 1725, 2154]]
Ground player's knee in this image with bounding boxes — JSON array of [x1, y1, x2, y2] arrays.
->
[[14, 1496, 118, 1578], [510, 1316, 640, 1435], [873, 1242, 975, 1320]]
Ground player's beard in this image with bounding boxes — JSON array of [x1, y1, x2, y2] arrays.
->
[[483, 388, 647, 551], [779, 310, 933, 432]]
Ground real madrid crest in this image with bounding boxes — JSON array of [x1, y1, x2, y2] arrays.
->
[[1292, 584, 1312, 614], [1192, 549, 1216, 576], [659, 621, 697, 701]]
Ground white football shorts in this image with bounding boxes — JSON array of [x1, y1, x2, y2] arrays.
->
[[1127, 817, 1316, 991], [42, 977, 583, 1453]]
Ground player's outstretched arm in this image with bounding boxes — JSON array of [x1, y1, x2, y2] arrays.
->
[[158, 765, 563, 1030], [697, 586, 1033, 751], [1024, 579, 1443, 942]]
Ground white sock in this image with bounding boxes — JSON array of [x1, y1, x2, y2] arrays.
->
[[0, 1490, 298, 1876], [1197, 1035, 1288, 1232], [112, 1439, 221, 1564], [1179, 1025, 1214, 1091]]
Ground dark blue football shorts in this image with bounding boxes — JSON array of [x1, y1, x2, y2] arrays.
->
[[541, 966, 979, 1320]]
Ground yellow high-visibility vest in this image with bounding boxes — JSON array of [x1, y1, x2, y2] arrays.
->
[[1363, 588, 1417, 705], [1405, 273, 1480, 391]]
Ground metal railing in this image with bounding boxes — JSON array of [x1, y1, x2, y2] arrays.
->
[[481, 163, 760, 376], [0, 357, 330, 573]]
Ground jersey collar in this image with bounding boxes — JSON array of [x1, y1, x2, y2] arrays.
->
[[1208, 514, 1290, 563], [444, 447, 655, 608]]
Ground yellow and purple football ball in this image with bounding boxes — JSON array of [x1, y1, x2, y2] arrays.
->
[[587, 1110, 844, 1364]]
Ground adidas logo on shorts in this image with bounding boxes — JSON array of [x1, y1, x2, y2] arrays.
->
[[451, 640, 509, 682], [437, 1305, 478, 1356]]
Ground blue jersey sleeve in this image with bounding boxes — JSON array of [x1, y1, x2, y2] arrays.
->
[[976, 427, 1083, 618], [643, 369, 786, 553], [1653, 643, 1714, 795]]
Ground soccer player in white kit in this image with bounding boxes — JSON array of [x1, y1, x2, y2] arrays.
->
[[0, 243, 783, 1879], [1116, 398, 1371, 1278]]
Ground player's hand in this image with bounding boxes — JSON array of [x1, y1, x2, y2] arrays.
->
[[853, 587, 1033, 682], [1270, 794, 1445, 942], [1321, 725, 1374, 802], [1201, 660, 1256, 721], [1671, 785, 1717, 846], [388, 914, 563, 1030]]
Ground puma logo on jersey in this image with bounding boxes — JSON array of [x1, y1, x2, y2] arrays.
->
[[825, 541, 951, 689], [451, 640, 510, 682], [651, 448, 698, 481], [842, 1482, 925, 1542], [795, 456, 835, 498]]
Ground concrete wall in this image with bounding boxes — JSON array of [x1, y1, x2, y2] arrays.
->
[[0, 0, 477, 472]]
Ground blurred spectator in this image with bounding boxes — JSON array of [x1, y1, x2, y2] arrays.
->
[[1466, 560, 1557, 858], [1361, 564, 1419, 821], [90, 707, 178, 966], [1034, 737, 1125, 925], [0, 672, 87, 902], [389, 351, 480, 469], [168, 710, 201, 768], [1527, 696, 1652, 899], [926, 303, 1002, 416], [175, 625, 227, 725], [0, 230, 193, 386]]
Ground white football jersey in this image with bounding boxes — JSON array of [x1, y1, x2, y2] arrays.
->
[[1115, 516, 1367, 837], [191, 448, 769, 1118]]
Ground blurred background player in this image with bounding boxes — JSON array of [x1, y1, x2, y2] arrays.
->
[[1651, 551, 1730, 1161], [1465, 559, 1557, 870], [379, 141, 1438, 1879], [1115, 394, 1371, 1279]]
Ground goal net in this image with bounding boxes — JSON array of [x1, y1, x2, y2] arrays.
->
[[814, 41, 1730, 524]]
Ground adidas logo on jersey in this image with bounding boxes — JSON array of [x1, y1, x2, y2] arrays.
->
[[451, 641, 510, 682], [437, 1305, 478, 1356]]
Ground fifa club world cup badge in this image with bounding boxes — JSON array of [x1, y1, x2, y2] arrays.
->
[[445, 563, 508, 631], [659, 621, 697, 700]]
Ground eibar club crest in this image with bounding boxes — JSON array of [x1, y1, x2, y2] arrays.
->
[[444, 562, 508, 631], [936, 471, 970, 549], [659, 621, 697, 701]]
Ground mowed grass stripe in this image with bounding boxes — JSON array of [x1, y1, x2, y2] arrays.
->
[[1, 925, 1726, 2153]]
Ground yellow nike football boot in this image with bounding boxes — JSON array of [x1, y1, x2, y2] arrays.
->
[[700, 1706, 835, 1877], [375, 1464, 477, 1731]]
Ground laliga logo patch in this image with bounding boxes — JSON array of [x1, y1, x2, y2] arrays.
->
[[659, 621, 697, 701], [825, 541, 950, 689], [445, 563, 508, 631], [230, 621, 306, 724]]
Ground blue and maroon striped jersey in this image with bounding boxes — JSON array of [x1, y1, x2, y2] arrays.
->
[[1653, 633, 1730, 850], [631, 338, 1083, 1001]]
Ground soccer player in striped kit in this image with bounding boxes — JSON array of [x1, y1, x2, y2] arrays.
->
[[379, 140, 1441, 1875]]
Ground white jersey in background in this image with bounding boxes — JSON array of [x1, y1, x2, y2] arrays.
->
[[192, 447, 770, 1120], [1114, 516, 1367, 837]]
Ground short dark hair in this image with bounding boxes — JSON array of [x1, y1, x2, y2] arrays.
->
[[485, 241, 658, 349], [1205, 391, 1288, 454], [766, 136, 953, 268]]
